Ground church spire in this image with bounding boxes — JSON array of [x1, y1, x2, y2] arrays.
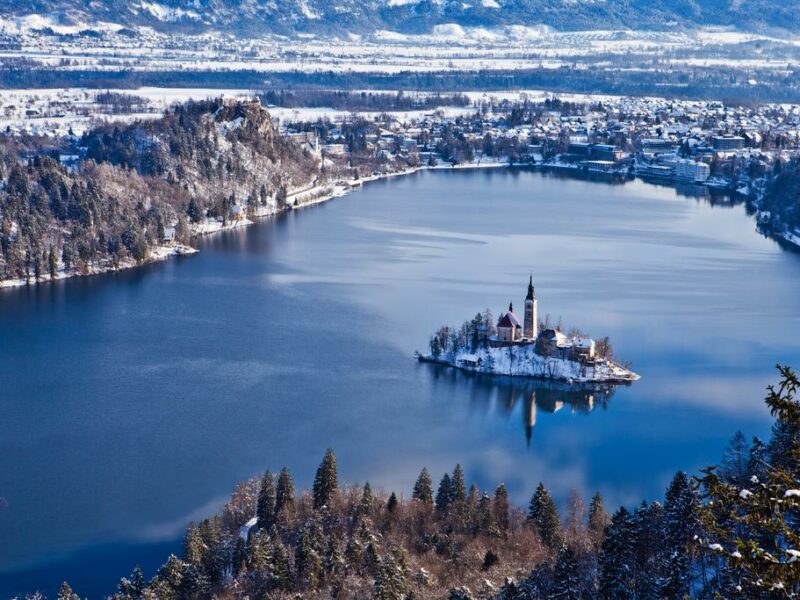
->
[[508, 302, 514, 313], [526, 274, 535, 301]]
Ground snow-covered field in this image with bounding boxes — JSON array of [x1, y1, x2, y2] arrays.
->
[[421, 345, 640, 383], [0, 21, 796, 78], [0, 87, 254, 136]]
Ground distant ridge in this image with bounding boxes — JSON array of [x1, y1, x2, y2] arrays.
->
[[0, 0, 798, 38]]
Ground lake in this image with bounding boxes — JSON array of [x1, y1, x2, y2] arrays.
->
[[1, 168, 799, 597]]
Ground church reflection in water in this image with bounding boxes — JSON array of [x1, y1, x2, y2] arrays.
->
[[421, 363, 621, 446]]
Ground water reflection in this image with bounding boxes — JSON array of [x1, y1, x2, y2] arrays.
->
[[424, 363, 617, 446]]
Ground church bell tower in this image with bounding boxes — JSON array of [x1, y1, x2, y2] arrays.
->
[[524, 275, 537, 340]]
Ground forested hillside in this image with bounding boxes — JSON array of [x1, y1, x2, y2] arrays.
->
[[47, 366, 798, 600], [0, 99, 320, 285], [1, 0, 798, 36], [761, 157, 800, 235]]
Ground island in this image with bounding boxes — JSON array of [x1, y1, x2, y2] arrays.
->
[[418, 276, 640, 383]]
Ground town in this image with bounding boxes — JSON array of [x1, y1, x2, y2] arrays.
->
[[274, 90, 800, 248]]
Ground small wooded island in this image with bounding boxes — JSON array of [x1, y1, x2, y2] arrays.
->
[[418, 276, 640, 383]]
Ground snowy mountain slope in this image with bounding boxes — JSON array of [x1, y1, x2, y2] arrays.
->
[[0, 0, 798, 37]]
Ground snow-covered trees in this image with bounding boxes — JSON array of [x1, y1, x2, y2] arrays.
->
[[312, 447, 339, 510], [599, 507, 635, 599], [412, 467, 434, 507], [528, 482, 563, 551], [698, 365, 800, 597], [256, 470, 276, 530], [275, 466, 296, 515], [99, 368, 799, 599]]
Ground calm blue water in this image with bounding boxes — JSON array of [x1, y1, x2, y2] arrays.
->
[[1, 169, 798, 597]]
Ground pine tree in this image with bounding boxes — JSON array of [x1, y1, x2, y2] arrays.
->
[[631, 501, 664, 600], [360, 481, 374, 515], [246, 527, 272, 572], [364, 541, 381, 576], [768, 414, 799, 474], [698, 366, 800, 596], [198, 517, 224, 584], [493, 484, 510, 532], [275, 466, 295, 514], [324, 537, 344, 576], [468, 483, 479, 509], [528, 482, 562, 551], [313, 448, 339, 510], [386, 492, 398, 513], [256, 470, 276, 530], [599, 507, 635, 599], [48, 247, 57, 279], [295, 529, 323, 588], [155, 555, 188, 595], [518, 563, 554, 598], [436, 473, 454, 513], [117, 566, 145, 600], [345, 536, 364, 572], [719, 430, 751, 487], [658, 471, 701, 598], [182, 522, 205, 566], [373, 554, 407, 600], [451, 464, 467, 504], [747, 435, 768, 481], [271, 540, 293, 589], [412, 467, 434, 506], [551, 545, 582, 600], [57, 582, 79, 600], [588, 492, 610, 548], [478, 492, 497, 535]]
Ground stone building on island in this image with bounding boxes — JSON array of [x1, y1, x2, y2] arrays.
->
[[491, 276, 597, 362]]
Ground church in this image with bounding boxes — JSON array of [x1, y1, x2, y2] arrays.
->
[[491, 276, 597, 361], [494, 276, 538, 345]]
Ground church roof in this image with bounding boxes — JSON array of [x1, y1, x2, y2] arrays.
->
[[498, 311, 521, 329], [526, 275, 535, 301]]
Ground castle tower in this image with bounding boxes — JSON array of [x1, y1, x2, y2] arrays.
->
[[523, 275, 537, 340]]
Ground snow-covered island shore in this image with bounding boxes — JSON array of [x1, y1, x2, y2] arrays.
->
[[417, 345, 640, 384], [417, 277, 640, 384]]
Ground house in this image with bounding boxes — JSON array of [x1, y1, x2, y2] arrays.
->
[[572, 337, 596, 360], [459, 354, 482, 368], [536, 328, 569, 357]]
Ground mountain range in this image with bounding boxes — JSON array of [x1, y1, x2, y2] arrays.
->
[[0, 0, 798, 38]]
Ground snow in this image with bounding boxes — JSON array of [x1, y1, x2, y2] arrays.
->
[[0, 14, 125, 35], [787, 549, 800, 563], [422, 344, 639, 383], [140, 2, 201, 22], [190, 217, 252, 236], [709, 543, 724, 552], [297, 0, 321, 19], [0, 244, 196, 289], [239, 516, 258, 540], [739, 489, 753, 499], [784, 489, 800, 498]]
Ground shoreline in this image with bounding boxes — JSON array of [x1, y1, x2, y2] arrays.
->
[[0, 161, 506, 291], [417, 352, 641, 384], [3, 158, 793, 290]]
